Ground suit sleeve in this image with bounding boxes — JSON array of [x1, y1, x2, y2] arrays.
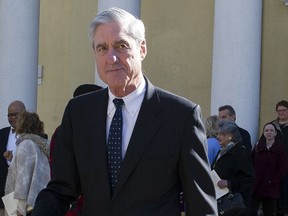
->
[[32, 101, 78, 216], [179, 104, 217, 216]]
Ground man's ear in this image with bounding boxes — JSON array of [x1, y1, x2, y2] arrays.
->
[[92, 44, 97, 56], [140, 40, 147, 60]]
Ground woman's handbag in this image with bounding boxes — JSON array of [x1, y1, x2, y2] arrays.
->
[[217, 192, 246, 216]]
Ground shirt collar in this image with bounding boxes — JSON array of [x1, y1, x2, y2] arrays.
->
[[10, 127, 16, 134], [107, 76, 146, 118]]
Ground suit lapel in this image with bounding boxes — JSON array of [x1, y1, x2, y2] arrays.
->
[[0, 127, 10, 165], [84, 90, 112, 199], [113, 79, 162, 197]]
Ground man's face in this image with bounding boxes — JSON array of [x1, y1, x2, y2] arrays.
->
[[93, 22, 146, 97], [218, 109, 235, 122], [276, 105, 288, 121], [7, 104, 23, 128]]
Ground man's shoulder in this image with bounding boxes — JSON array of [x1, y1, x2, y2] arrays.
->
[[69, 88, 107, 107], [73, 88, 106, 100], [154, 87, 197, 108], [237, 126, 250, 136], [0, 127, 10, 145], [0, 126, 10, 134]]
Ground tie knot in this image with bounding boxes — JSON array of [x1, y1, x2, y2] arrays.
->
[[113, 98, 124, 109]]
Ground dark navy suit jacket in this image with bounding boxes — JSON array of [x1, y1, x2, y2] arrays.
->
[[0, 127, 10, 208], [32, 78, 217, 216]]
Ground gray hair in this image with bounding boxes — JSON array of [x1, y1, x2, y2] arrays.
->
[[88, 7, 145, 47], [204, 115, 219, 138], [218, 120, 242, 143]]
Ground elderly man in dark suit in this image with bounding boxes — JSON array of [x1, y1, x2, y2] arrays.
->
[[0, 100, 26, 216], [32, 7, 217, 216]]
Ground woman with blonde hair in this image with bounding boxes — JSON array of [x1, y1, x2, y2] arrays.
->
[[5, 111, 50, 216], [204, 115, 221, 165]]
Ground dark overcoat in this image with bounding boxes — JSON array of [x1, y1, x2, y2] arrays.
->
[[251, 138, 288, 198], [212, 142, 254, 213]]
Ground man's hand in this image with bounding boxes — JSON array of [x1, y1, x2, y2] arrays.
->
[[217, 179, 228, 189], [3, 150, 13, 161]]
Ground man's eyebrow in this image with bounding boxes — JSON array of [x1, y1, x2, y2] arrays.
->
[[96, 42, 106, 48], [113, 39, 128, 45], [94, 40, 128, 49]]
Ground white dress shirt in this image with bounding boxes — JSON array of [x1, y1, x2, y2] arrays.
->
[[6, 127, 17, 165], [107, 76, 146, 159]]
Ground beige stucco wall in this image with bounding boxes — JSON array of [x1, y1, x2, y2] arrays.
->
[[259, 0, 288, 129], [141, 1, 214, 116], [37, 0, 288, 138], [38, 1, 98, 136]]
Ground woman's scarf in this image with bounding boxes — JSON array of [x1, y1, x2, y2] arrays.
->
[[217, 142, 236, 160], [16, 133, 50, 157]]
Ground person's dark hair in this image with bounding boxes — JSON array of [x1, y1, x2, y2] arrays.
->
[[218, 105, 236, 116], [73, 84, 103, 98], [262, 122, 277, 132], [218, 120, 242, 143], [258, 122, 279, 143], [16, 111, 44, 136], [275, 100, 288, 111]]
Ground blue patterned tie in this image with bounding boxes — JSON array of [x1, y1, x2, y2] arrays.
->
[[107, 98, 124, 193]]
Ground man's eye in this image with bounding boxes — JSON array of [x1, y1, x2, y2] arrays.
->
[[96, 46, 108, 55], [116, 44, 129, 52]]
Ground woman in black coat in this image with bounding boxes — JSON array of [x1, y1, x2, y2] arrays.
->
[[211, 120, 254, 216]]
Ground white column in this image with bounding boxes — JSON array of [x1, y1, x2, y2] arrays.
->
[[0, 0, 40, 128], [95, 0, 141, 87], [210, 0, 262, 144]]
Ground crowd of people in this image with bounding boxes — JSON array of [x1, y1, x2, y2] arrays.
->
[[0, 7, 287, 216], [205, 101, 288, 216]]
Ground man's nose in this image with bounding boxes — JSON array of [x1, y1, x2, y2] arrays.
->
[[107, 49, 119, 64]]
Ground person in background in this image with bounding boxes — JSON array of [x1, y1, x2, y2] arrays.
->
[[212, 120, 254, 216], [269, 100, 288, 216], [0, 100, 26, 216], [204, 115, 221, 165], [5, 111, 50, 216], [31, 7, 217, 216], [218, 105, 252, 151], [49, 84, 103, 216], [49, 84, 103, 174], [250, 123, 288, 216]]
